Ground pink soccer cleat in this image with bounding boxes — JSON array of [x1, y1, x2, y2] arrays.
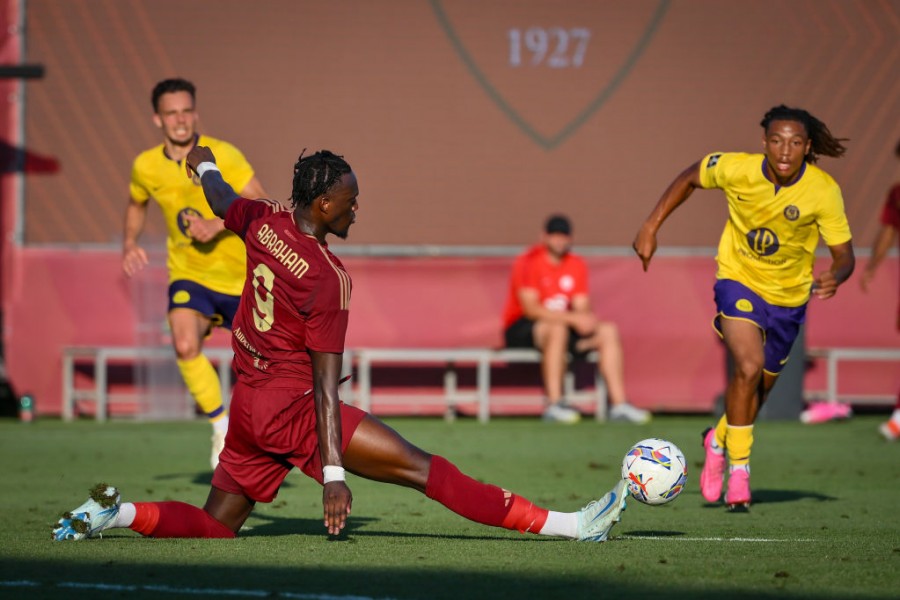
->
[[699, 427, 726, 503], [799, 401, 852, 424], [725, 469, 751, 510]]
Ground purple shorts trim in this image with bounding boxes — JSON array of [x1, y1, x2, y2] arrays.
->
[[713, 279, 806, 375], [168, 279, 241, 330]]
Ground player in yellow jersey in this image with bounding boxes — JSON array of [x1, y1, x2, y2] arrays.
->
[[122, 79, 267, 469], [633, 105, 855, 510]]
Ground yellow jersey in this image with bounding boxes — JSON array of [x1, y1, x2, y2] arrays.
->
[[130, 135, 255, 296], [699, 152, 852, 307]]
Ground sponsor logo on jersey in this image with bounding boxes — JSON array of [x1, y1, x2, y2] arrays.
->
[[707, 154, 721, 168], [736, 299, 753, 312], [746, 228, 779, 256], [783, 205, 800, 221]]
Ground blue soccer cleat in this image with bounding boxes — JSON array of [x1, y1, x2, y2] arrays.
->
[[52, 483, 120, 541]]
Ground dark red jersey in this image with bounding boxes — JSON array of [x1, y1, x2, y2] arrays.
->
[[880, 184, 900, 232], [224, 197, 351, 388]]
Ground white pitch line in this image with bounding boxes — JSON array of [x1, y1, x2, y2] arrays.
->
[[0, 581, 398, 600], [621, 535, 815, 542]]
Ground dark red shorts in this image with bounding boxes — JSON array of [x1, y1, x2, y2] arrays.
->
[[211, 380, 366, 503]]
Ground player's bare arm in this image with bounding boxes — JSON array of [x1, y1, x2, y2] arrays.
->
[[633, 160, 703, 271], [122, 199, 149, 277], [860, 225, 896, 292], [310, 349, 352, 536], [185, 145, 240, 218], [813, 241, 855, 300]]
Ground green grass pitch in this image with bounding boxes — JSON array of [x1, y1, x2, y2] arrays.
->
[[0, 414, 898, 599]]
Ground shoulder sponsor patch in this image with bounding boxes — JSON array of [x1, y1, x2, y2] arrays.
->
[[707, 154, 721, 168]]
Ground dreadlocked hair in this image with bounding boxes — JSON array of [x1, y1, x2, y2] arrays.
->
[[760, 105, 848, 164], [290, 149, 352, 210]]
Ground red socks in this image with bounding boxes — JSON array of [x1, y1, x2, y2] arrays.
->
[[424, 455, 548, 534], [131, 502, 236, 539]]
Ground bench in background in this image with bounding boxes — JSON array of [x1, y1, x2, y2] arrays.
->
[[62, 345, 605, 422], [350, 347, 607, 422], [805, 347, 900, 406]]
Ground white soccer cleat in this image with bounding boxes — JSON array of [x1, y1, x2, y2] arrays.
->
[[576, 479, 627, 542], [211, 431, 226, 470], [52, 483, 120, 541], [609, 402, 652, 424], [542, 403, 581, 424]]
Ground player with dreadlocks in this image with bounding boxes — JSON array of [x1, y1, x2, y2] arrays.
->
[[633, 105, 856, 511], [52, 145, 631, 543]]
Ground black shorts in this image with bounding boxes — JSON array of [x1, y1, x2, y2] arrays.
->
[[504, 317, 590, 360]]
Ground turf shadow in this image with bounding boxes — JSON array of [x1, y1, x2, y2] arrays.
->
[[700, 488, 836, 509], [242, 512, 557, 542]]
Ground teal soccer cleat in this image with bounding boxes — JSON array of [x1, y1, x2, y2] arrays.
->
[[52, 483, 120, 541], [576, 479, 627, 542]]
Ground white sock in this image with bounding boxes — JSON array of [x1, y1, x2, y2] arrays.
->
[[729, 464, 750, 474], [891, 408, 900, 423], [212, 415, 229, 435], [538, 510, 577, 539], [114, 502, 136, 528]]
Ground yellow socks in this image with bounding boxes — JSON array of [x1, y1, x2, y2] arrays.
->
[[714, 414, 728, 449], [177, 354, 227, 423], [725, 424, 753, 467]]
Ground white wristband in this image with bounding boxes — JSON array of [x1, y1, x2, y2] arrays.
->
[[195, 162, 220, 178], [323, 465, 345, 484]]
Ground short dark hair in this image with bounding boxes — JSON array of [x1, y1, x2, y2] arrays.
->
[[760, 104, 848, 164], [544, 214, 572, 235], [151, 78, 196, 112], [290, 149, 353, 210]]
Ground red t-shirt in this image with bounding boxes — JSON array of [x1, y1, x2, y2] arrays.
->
[[224, 197, 351, 388], [501, 244, 589, 329]]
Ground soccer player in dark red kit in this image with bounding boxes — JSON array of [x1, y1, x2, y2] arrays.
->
[[859, 137, 900, 441], [53, 146, 627, 543]]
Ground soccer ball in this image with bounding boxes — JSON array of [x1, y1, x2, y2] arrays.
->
[[621, 438, 688, 506]]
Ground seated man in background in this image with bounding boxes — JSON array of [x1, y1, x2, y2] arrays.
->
[[501, 214, 651, 424]]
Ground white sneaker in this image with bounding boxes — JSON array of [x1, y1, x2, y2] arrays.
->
[[211, 431, 226, 470], [609, 402, 651, 424], [542, 403, 581, 424], [576, 479, 627, 542], [52, 483, 120, 541]]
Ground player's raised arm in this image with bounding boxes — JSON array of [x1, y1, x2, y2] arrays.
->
[[633, 160, 703, 271], [186, 146, 240, 218]]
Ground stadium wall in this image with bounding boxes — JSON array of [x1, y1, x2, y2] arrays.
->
[[3, 1, 899, 415], [2, 249, 897, 417]]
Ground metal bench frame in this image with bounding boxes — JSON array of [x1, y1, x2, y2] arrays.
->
[[805, 347, 900, 406], [62, 346, 606, 423]]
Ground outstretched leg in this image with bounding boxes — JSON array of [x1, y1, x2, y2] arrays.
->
[[52, 483, 247, 540], [342, 414, 625, 540]]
